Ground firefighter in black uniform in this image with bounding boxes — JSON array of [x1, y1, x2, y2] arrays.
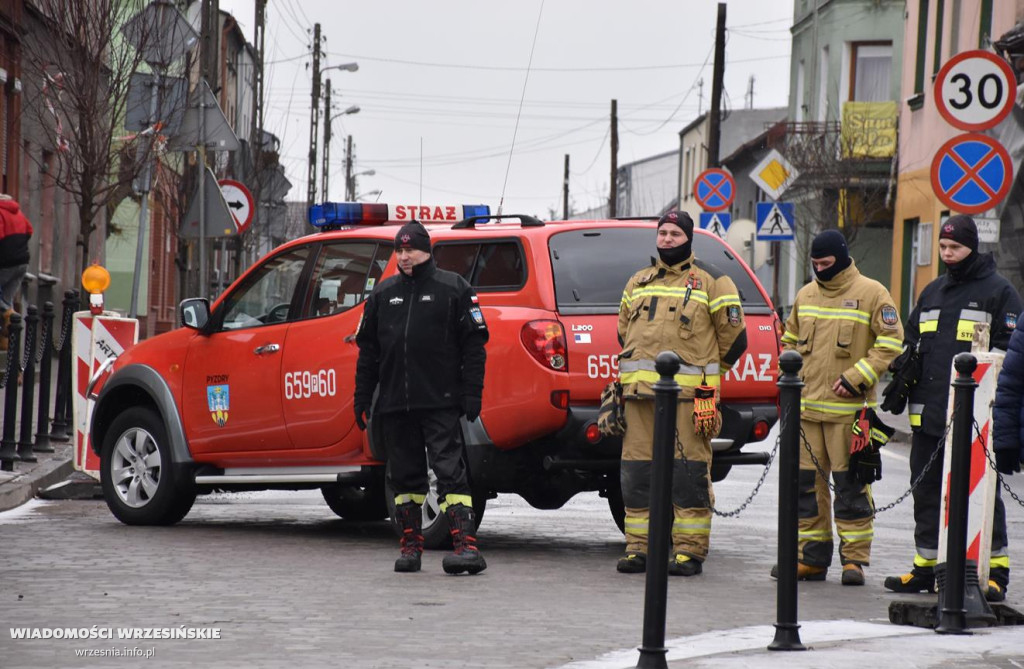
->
[[354, 221, 489, 575], [884, 215, 1021, 601]]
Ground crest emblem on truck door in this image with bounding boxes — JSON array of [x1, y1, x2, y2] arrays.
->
[[207, 384, 230, 426]]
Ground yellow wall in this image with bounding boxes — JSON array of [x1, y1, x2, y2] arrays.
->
[[891, 166, 945, 307]]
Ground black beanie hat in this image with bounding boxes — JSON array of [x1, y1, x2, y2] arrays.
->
[[395, 221, 431, 253], [658, 210, 694, 237], [939, 214, 979, 252]]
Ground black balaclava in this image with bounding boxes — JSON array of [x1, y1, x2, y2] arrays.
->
[[939, 214, 980, 280], [810, 229, 851, 282], [656, 210, 694, 267]]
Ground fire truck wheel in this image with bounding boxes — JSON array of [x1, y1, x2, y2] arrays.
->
[[384, 465, 487, 550], [100, 407, 195, 526], [321, 471, 387, 521]]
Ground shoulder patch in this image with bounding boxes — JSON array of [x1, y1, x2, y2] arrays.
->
[[727, 304, 741, 326], [1007, 312, 1018, 330], [880, 305, 899, 326]]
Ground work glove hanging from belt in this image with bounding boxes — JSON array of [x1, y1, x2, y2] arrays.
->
[[847, 406, 896, 486], [880, 344, 921, 414]]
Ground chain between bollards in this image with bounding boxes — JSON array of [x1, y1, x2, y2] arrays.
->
[[935, 352, 977, 635], [636, 351, 682, 669], [769, 350, 806, 651]]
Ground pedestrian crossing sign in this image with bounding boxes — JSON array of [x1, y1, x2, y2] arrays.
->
[[699, 211, 731, 239], [756, 202, 795, 241]]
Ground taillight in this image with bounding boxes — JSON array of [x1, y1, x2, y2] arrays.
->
[[752, 420, 770, 442], [550, 390, 569, 409], [585, 422, 602, 444], [521, 320, 568, 371]]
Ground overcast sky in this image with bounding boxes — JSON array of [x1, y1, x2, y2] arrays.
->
[[217, 0, 793, 217]]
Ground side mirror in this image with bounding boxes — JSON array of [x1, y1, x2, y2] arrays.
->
[[179, 298, 211, 331]]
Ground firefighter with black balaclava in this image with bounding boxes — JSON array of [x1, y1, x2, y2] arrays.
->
[[778, 230, 903, 586], [354, 221, 489, 575], [615, 210, 747, 576], [884, 215, 1022, 601]]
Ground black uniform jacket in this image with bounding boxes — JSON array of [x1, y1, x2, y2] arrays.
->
[[354, 258, 489, 415], [906, 253, 1022, 437]]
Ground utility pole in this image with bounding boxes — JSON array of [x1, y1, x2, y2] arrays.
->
[[247, 0, 266, 274], [322, 78, 331, 200], [345, 135, 354, 200], [609, 99, 618, 217], [697, 78, 704, 115], [200, 0, 220, 93], [307, 22, 322, 208], [707, 2, 727, 167], [747, 75, 755, 109], [563, 154, 570, 220]]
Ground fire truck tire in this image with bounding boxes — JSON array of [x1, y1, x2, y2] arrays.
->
[[321, 471, 388, 521], [100, 407, 195, 526], [384, 465, 486, 550]]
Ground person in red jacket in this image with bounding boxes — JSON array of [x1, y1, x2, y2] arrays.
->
[[0, 195, 33, 350]]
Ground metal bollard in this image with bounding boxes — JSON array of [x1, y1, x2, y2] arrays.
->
[[0, 313, 23, 470], [33, 302, 55, 453], [769, 350, 806, 651], [16, 305, 38, 462], [636, 351, 681, 669], [48, 290, 76, 442], [935, 353, 979, 635]]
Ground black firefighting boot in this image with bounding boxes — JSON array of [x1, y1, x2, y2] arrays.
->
[[442, 503, 486, 575], [393, 502, 424, 573], [986, 566, 1010, 603], [616, 552, 647, 574], [884, 565, 936, 593], [841, 564, 865, 586], [668, 552, 703, 577], [770, 562, 827, 581]]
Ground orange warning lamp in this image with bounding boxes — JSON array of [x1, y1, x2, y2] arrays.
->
[[82, 263, 111, 315]]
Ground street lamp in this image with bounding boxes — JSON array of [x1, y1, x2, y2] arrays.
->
[[323, 104, 361, 200], [355, 189, 382, 202]]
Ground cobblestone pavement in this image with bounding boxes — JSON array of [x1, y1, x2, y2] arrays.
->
[[1, 436, 1022, 668]]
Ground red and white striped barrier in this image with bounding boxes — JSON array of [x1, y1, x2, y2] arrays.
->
[[938, 351, 1003, 587], [71, 312, 139, 479]]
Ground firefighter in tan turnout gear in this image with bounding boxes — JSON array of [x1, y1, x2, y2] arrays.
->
[[615, 211, 748, 576], [778, 230, 903, 586]]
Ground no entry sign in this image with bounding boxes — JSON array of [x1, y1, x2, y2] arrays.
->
[[930, 133, 1012, 214], [693, 168, 735, 212], [934, 50, 1017, 131]]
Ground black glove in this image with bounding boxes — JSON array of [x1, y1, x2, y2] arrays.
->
[[848, 448, 882, 486], [995, 448, 1022, 475], [461, 396, 482, 422], [354, 404, 370, 431]]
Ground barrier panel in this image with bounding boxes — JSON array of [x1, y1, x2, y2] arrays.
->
[[71, 312, 139, 479]]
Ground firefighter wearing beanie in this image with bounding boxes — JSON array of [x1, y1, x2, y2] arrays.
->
[[884, 214, 1022, 601], [354, 220, 490, 575], [779, 229, 903, 586], [615, 210, 748, 576]]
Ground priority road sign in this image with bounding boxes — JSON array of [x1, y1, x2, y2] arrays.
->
[[756, 201, 795, 241], [218, 179, 254, 233], [930, 133, 1012, 215], [750, 149, 799, 200], [693, 168, 735, 212], [699, 211, 731, 239], [934, 50, 1017, 131]]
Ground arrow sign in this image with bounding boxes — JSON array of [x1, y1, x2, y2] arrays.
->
[[699, 211, 731, 239], [756, 202, 795, 241], [693, 168, 735, 212], [930, 133, 1012, 214], [218, 179, 255, 233]]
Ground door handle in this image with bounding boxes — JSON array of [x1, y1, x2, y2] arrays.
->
[[254, 343, 281, 355]]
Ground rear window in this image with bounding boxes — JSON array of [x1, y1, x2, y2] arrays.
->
[[549, 227, 770, 315], [434, 240, 526, 291]]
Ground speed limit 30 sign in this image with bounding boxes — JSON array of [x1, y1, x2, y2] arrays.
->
[[935, 50, 1017, 131]]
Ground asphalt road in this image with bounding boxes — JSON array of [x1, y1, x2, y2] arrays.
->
[[2, 432, 1023, 668]]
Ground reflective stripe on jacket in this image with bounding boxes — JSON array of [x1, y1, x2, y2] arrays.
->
[[617, 253, 747, 399], [782, 259, 903, 423]]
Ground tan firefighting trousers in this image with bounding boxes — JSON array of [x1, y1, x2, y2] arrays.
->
[[798, 419, 875, 567], [621, 398, 714, 561]]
